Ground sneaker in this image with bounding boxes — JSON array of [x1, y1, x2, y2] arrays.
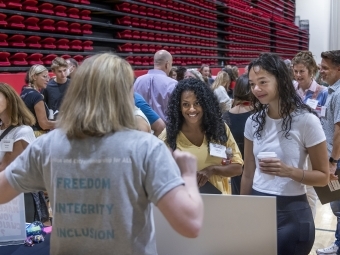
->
[[316, 242, 339, 254]]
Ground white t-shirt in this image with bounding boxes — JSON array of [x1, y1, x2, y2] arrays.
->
[[0, 125, 35, 161], [244, 110, 326, 196], [213, 86, 231, 113]]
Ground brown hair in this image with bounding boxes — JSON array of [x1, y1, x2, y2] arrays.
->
[[199, 64, 211, 77], [51, 57, 68, 71], [233, 74, 251, 105], [292, 51, 318, 76], [57, 53, 136, 139], [0, 83, 35, 126], [321, 50, 340, 66]]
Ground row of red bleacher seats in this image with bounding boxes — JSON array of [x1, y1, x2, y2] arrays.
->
[[0, 14, 92, 34], [116, 16, 217, 38], [117, 30, 217, 47], [126, 56, 217, 66], [118, 43, 217, 56], [0, 1, 91, 20], [115, 3, 216, 28], [0, 52, 86, 66], [137, 0, 216, 11], [0, 34, 93, 50]]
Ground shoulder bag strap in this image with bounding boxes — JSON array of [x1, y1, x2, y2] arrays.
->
[[0, 125, 16, 141]]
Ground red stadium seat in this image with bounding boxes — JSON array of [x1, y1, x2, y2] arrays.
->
[[80, 10, 91, 20], [40, 37, 56, 49], [3, 0, 21, 9], [79, 0, 90, 4], [0, 52, 10, 66], [0, 34, 8, 46], [38, 3, 54, 15], [42, 54, 57, 65], [55, 21, 69, 33], [73, 55, 84, 62], [60, 54, 71, 59], [115, 2, 130, 12], [26, 53, 43, 65], [39, 19, 55, 32], [0, 14, 7, 27], [82, 40, 93, 50], [56, 38, 70, 50], [24, 17, 40, 31], [81, 24, 92, 34], [69, 39, 82, 50], [117, 30, 132, 39], [8, 34, 26, 47], [7, 15, 25, 29], [54, 5, 67, 17], [118, 43, 132, 52], [125, 56, 134, 65], [9, 52, 28, 65], [0, 0, 5, 8], [22, 0, 38, 12], [116, 16, 131, 26], [25, 36, 41, 48], [67, 8, 80, 19], [69, 22, 82, 34]]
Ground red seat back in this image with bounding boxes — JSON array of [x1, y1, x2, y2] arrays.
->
[[55, 21, 69, 33], [0, 52, 11, 66], [24, 17, 40, 31], [67, 8, 80, 19], [42, 54, 58, 65], [26, 53, 43, 65], [56, 38, 70, 50], [40, 37, 56, 49], [10, 52, 28, 65], [69, 39, 82, 50], [0, 34, 8, 47], [81, 24, 92, 34], [25, 36, 41, 48], [39, 19, 55, 32], [54, 5, 67, 16], [22, 0, 38, 12], [8, 34, 26, 47], [82, 40, 93, 50], [38, 3, 54, 15], [7, 15, 25, 29], [80, 10, 91, 20]]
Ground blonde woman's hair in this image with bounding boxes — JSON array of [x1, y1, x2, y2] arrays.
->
[[211, 71, 230, 90], [292, 51, 318, 76], [0, 83, 36, 126], [28, 64, 48, 88], [51, 57, 68, 71], [57, 53, 136, 139]]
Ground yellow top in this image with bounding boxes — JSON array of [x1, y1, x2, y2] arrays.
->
[[158, 124, 243, 194]]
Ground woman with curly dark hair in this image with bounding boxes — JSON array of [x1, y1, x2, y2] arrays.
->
[[159, 78, 243, 194], [241, 53, 329, 255]]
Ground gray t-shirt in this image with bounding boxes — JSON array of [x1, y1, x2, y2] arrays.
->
[[321, 79, 340, 155], [5, 129, 184, 255]]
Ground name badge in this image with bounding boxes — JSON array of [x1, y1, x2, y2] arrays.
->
[[48, 109, 54, 120], [209, 143, 226, 158], [320, 106, 327, 118], [306, 98, 318, 109], [1, 139, 14, 152]]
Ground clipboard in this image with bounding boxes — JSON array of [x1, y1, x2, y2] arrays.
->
[[199, 181, 222, 194], [314, 169, 340, 204]]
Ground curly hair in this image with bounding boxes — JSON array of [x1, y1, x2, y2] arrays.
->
[[248, 53, 312, 140], [165, 78, 227, 151], [292, 51, 318, 76]]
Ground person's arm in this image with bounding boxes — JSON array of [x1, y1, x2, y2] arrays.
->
[[197, 124, 243, 186], [0, 140, 29, 172], [0, 171, 20, 203], [157, 150, 203, 238], [259, 141, 329, 186], [34, 101, 56, 130], [240, 138, 256, 195], [136, 116, 151, 133], [151, 118, 165, 136], [330, 123, 340, 176]]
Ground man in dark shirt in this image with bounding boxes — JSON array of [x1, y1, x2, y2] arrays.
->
[[42, 57, 70, 119]]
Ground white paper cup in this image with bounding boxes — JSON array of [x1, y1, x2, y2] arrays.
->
[[257, 152, 277, 180]]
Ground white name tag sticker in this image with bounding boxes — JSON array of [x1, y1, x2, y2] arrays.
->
[[209, 143, 226, 158], [48, 109, 54, 120], [306, 98, 318, 109], [1, 139, 14, 152], [320, 106, 327, 117]]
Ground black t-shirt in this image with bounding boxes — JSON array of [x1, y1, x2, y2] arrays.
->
[[223, 111, 252, 159], [42, 78, 70, 112], [20, 88, 49, 131]]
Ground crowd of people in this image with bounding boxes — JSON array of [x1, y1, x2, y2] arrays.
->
[[0, 49, 338, 255]]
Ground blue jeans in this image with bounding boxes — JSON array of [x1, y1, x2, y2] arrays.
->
[[330, 161, 340, 252]]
